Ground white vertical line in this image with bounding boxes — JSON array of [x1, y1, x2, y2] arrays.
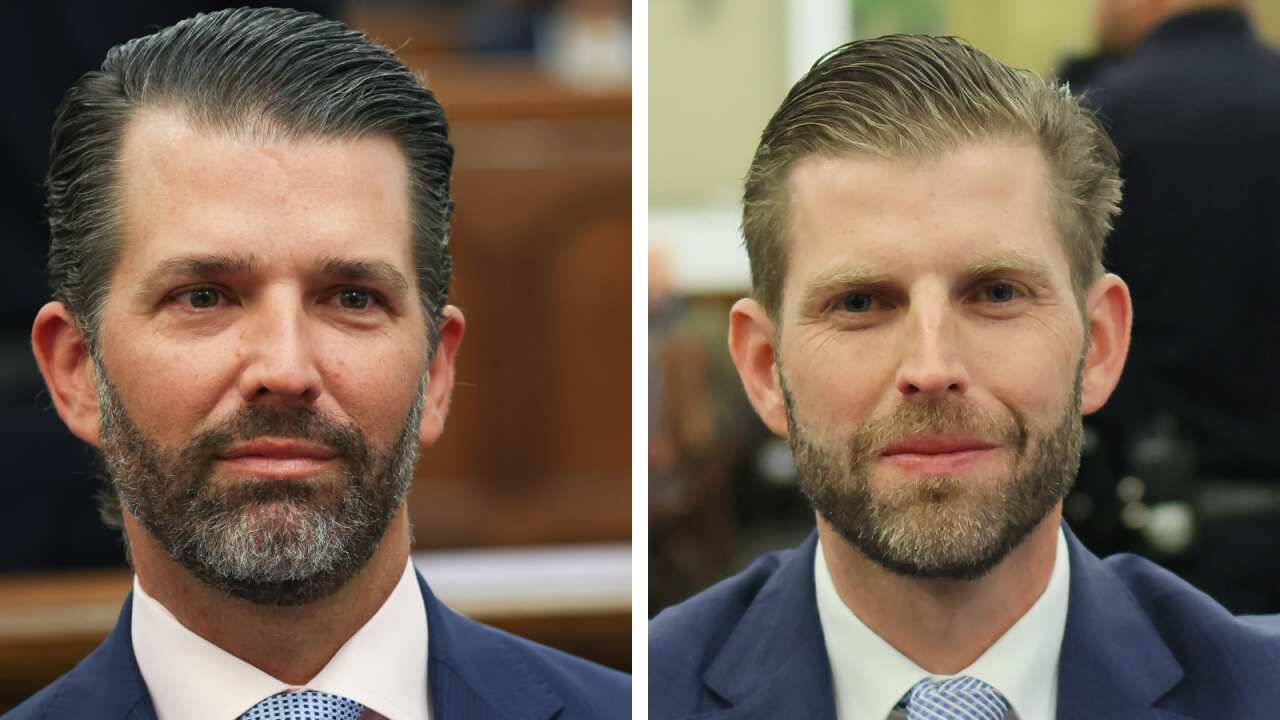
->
[[631, 2, 650, 718]]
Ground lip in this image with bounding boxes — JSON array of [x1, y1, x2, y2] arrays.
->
[[218, 439, 338, 479], [221, 438, 338, 461], [879, 434, 998, 474], [881, 434, 996, 456]]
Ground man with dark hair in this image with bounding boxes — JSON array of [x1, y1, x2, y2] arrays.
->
[[650, 34, 1280, 719], [11, 7, 627, 719]]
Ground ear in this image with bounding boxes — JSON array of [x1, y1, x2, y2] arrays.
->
[[31, 302, 102, 446], [1080, 273, 1133, 415], [727, 298, 789, 437], [418, 305, 465, 446]]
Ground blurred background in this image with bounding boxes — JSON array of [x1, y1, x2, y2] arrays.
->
[[650, 0, 1280, 616], [0, 0, 630, 707]]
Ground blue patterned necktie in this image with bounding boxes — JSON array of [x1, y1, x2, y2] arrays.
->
[[901, 676, 1012, 720], [239, 690, 365, 719]]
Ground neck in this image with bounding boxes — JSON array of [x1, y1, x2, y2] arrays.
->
[[818, 508, 1061, 675], [125, 507, 411, 684]]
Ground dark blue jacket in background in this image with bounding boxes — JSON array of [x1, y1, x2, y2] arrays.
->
[[6, 571, 631, 719], [650, 527, 1280, 719], [1080, 8, 1280, 480]]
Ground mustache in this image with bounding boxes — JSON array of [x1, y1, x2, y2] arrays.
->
[[848, 398, 1027, 460], [179, 405, 369, 470]]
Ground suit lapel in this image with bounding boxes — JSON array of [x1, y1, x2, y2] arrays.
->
[[44, 592, 158, 720], [698, 535, 836, 720], [417, 572, 563, 720], [1057, 526, 1191, 720], [691, 528, 1202, 720]]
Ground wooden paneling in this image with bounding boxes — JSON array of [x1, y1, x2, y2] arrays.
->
[[403, 60, 632, 549]]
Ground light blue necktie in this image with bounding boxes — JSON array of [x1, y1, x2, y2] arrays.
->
[[901, 676, 1012, 720], [239, 690, 365, 719]]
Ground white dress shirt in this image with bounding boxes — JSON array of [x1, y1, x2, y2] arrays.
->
[[815, 528, 1070, 720], [132, 557, 431, 720]]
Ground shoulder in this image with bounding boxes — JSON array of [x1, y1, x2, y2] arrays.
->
[[2, 642, 151, 720], [648, 545, 799, 710], [1101, 552, 1280, 699], [433, 608, 630, 720], [1104, 551, 1280, 648], [3, 679, 64, 720], [2, 598, 151, 720], [499, 625, 631, 718], [651, 546, 793, 659]]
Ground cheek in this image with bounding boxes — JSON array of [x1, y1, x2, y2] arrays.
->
[[314, 333, 427, 441], [784, 336, 895, 435], [970, 333, 1080, 427], [100, 330, 233, 439]]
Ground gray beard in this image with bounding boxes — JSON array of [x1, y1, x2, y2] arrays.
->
[[95, 357, 424, 606], [785, 360, 1083, 581]]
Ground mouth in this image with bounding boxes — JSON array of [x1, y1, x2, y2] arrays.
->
[[217, 438, 338, 479], [878, 434, 999, 474]]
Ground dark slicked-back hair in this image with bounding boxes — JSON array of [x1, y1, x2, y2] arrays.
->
[[46, 6, 454, 354], [742, 35, 1122, 320]]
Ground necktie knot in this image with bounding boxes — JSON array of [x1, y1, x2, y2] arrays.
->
[[239, 690, 364, 719], [904, 676, 1011, 720]]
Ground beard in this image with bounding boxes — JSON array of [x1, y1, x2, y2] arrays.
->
[[786, 360, 1083, 581], [95, 360, 424, 606]]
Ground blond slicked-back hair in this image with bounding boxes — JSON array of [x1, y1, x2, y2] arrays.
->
[[742, 35, 1122, 319]]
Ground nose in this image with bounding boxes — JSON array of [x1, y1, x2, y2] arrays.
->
[[894, 300, 969, 399], [236, 291, 323, 405]]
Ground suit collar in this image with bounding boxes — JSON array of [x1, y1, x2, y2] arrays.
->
[[417, 571, 564, 720], [696, 528, 1196, 720], [47, 574, 564, 720], [701, 534, 836, 720], [1057, 525, 1189, 720], [46, 592, 157, 720]]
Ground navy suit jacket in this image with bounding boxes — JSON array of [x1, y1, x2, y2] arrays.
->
[[7, 571, 630, 719], [650, 527, 1280, 719]]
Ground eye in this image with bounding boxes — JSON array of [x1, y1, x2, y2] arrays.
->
[[978, 282, 1022, 303], [836, 292, 881, 313], [337, 289, 373, 310], [174, 287, 223, 309]]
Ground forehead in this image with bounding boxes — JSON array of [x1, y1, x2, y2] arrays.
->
[[115, 108, 414, 278], [781, 141, 1069, 299]]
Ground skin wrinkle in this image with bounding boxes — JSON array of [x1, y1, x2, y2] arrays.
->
[[86, 112, 435, 610], [32, 8, 468, 684], [772, 142, 1088, 580], [95, 351, 427, 607], [726, 34, 1133, 677]]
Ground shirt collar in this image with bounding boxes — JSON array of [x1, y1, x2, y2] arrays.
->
[[815, 528, 1070, 720], [132, 556, 430, 720]]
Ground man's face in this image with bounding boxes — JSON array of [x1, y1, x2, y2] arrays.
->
[[773, 142, 1087, 579], [96, 109, 433, 605]]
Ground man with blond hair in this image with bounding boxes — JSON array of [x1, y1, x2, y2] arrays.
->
[[649, 34, 1280, 719]]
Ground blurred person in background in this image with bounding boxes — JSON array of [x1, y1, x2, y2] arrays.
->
[[8, 8, 627, 718], [648, 242, 753, 614], [1068, 0, 1280, 612], [651, 34, 1280, 719]]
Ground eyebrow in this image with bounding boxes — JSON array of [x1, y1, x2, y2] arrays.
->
[[797, 251, 1057, 308], [135, 252, 256, 301], [134, 252, 412, 301], [799, 267, 893, 309], [965, 252, 1055, 286], [316, 256, 411, 295]]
